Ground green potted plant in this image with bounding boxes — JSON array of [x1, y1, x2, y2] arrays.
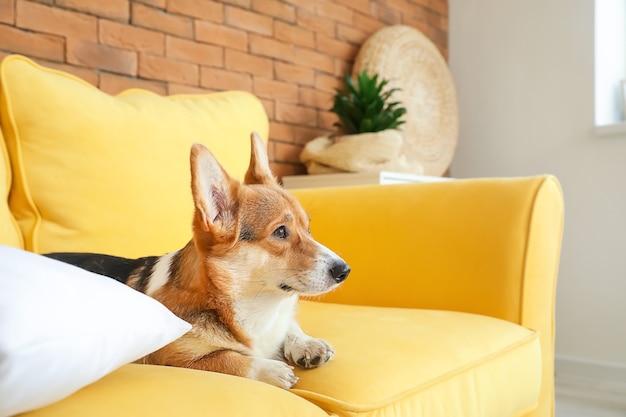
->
[[301, 71, 423, 175], [331, 70, 407, 135]]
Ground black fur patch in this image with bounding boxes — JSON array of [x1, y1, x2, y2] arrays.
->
[[132, 256, 159, 293], [168, 250, 184, 285], [44, 252, 158, 291], [44, 253, 141, 284]]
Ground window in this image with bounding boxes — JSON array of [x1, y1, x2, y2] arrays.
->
[[595, 0, 626, 132]]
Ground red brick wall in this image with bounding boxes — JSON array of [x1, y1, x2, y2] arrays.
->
[[0, 0, 448, 178]]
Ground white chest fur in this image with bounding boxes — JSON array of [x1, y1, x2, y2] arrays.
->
[[233, 294, 298, 359]]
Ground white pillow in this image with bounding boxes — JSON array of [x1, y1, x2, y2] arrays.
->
[[0, 246, 192, 417]]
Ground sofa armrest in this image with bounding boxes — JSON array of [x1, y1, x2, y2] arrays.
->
[[291, 175, 563, 417], [290, 175, 563, 326]]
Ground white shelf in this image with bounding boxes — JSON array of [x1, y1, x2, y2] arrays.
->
[[282, 171, 452, 189]]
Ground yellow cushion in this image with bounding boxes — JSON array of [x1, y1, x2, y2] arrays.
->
[[293, 301, 542, 417], [0, 128, 22, 248], [0, 55, 269, 257], [17, 364, 328, 417]]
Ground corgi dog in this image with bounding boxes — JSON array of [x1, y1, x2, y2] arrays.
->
[[45, 132, 350, 389]]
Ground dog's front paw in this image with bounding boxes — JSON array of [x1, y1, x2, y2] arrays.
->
[[250, 358, 299, 389], [284, 336, 335, 369]]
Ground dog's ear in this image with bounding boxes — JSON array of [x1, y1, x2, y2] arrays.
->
[[190, 143, 239, 235], [244, 132, 276, 185]]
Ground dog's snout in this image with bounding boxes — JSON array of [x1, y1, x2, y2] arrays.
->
[[329, 262, 350, 283]]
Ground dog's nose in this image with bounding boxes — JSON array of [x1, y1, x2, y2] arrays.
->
[[329, 262, 350, 283]]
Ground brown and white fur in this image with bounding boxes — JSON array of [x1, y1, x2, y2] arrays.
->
[[45, 132, 350, 389]]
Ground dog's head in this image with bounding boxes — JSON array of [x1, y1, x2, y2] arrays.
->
[[189, 132, 349, 298]]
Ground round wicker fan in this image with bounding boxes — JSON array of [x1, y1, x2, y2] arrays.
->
[[353, 25, 459, 176]]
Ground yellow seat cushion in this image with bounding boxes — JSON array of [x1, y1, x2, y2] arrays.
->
[[294, 301, 542, 417], [16, 301, 541, 417], [0, 130, 22, 248], [17, 364, 328, 417], [0, 55, 269, 257]]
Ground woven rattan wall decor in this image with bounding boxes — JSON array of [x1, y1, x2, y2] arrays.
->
[[353, 25, 459, 176]]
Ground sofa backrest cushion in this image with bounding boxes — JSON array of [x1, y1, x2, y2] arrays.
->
[[0, 55, 269, 257], [0, 130, 22, 248]]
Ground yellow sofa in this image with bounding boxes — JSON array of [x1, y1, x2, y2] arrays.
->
[[0, 55, 563, 417]]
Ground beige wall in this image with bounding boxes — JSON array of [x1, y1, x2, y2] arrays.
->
[[449, 0, 626, 376]]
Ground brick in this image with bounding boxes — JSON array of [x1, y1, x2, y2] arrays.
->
[[275, 61, 314, 86], [195, 20, 247, 51], [252, 0, 295, 23], [334, 0, 371, 14], [318, 110, 338, 130], [168, 83, 217, 95], [428, 25, 447, 51], [315, 1, 353, 25], [413, 20, 431, 38], [373, 3, 401, 25], [133, 0, 165, 8], [225, 5, 272, 36], [293, 46, 334, 74], [270, 162, 306, 180], [16, 1, 97, 41], [379, 0, 416, 17], [200, 66, 251, 91], [56, 0, 129, 22], [269, 121, 296, 142], [401, 9, 427, 28], [0, 25, 64, 61], [273, 141, 302, 163], [132, 3, 193, 38], [99, 19, 165, 56], [271, 123, 330, 145], [40, 59, 98, 85], [315, 72, 342, 93], [428, 0, 448, 15], [253, 77, 298, 102], [225, 49, 273, 78], [296, 9, 335, 34], [337, 23, 369, 45], [299, 86, 334, 109], [67, 39, 138, 75], [316, 34, 358, 61], [275, 102, 317, 126], [249, 34, 293, 60], [274, 21, 314, 49], [334, 58, 351, 77], [99, 72, 167, 95], [139, 53, 199, 85], [353, 12, 385, 33], [281, 0, 314, 13], [166, 0, 223, 23], [166, 36, 223, 67], [219, 0, 250, 7], [293, 126, 330, 144], [427, 9, 448, 31], [0, 0, 15, 24]]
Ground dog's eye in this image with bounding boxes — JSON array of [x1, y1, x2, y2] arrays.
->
[[272, 226, 288, 240]]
